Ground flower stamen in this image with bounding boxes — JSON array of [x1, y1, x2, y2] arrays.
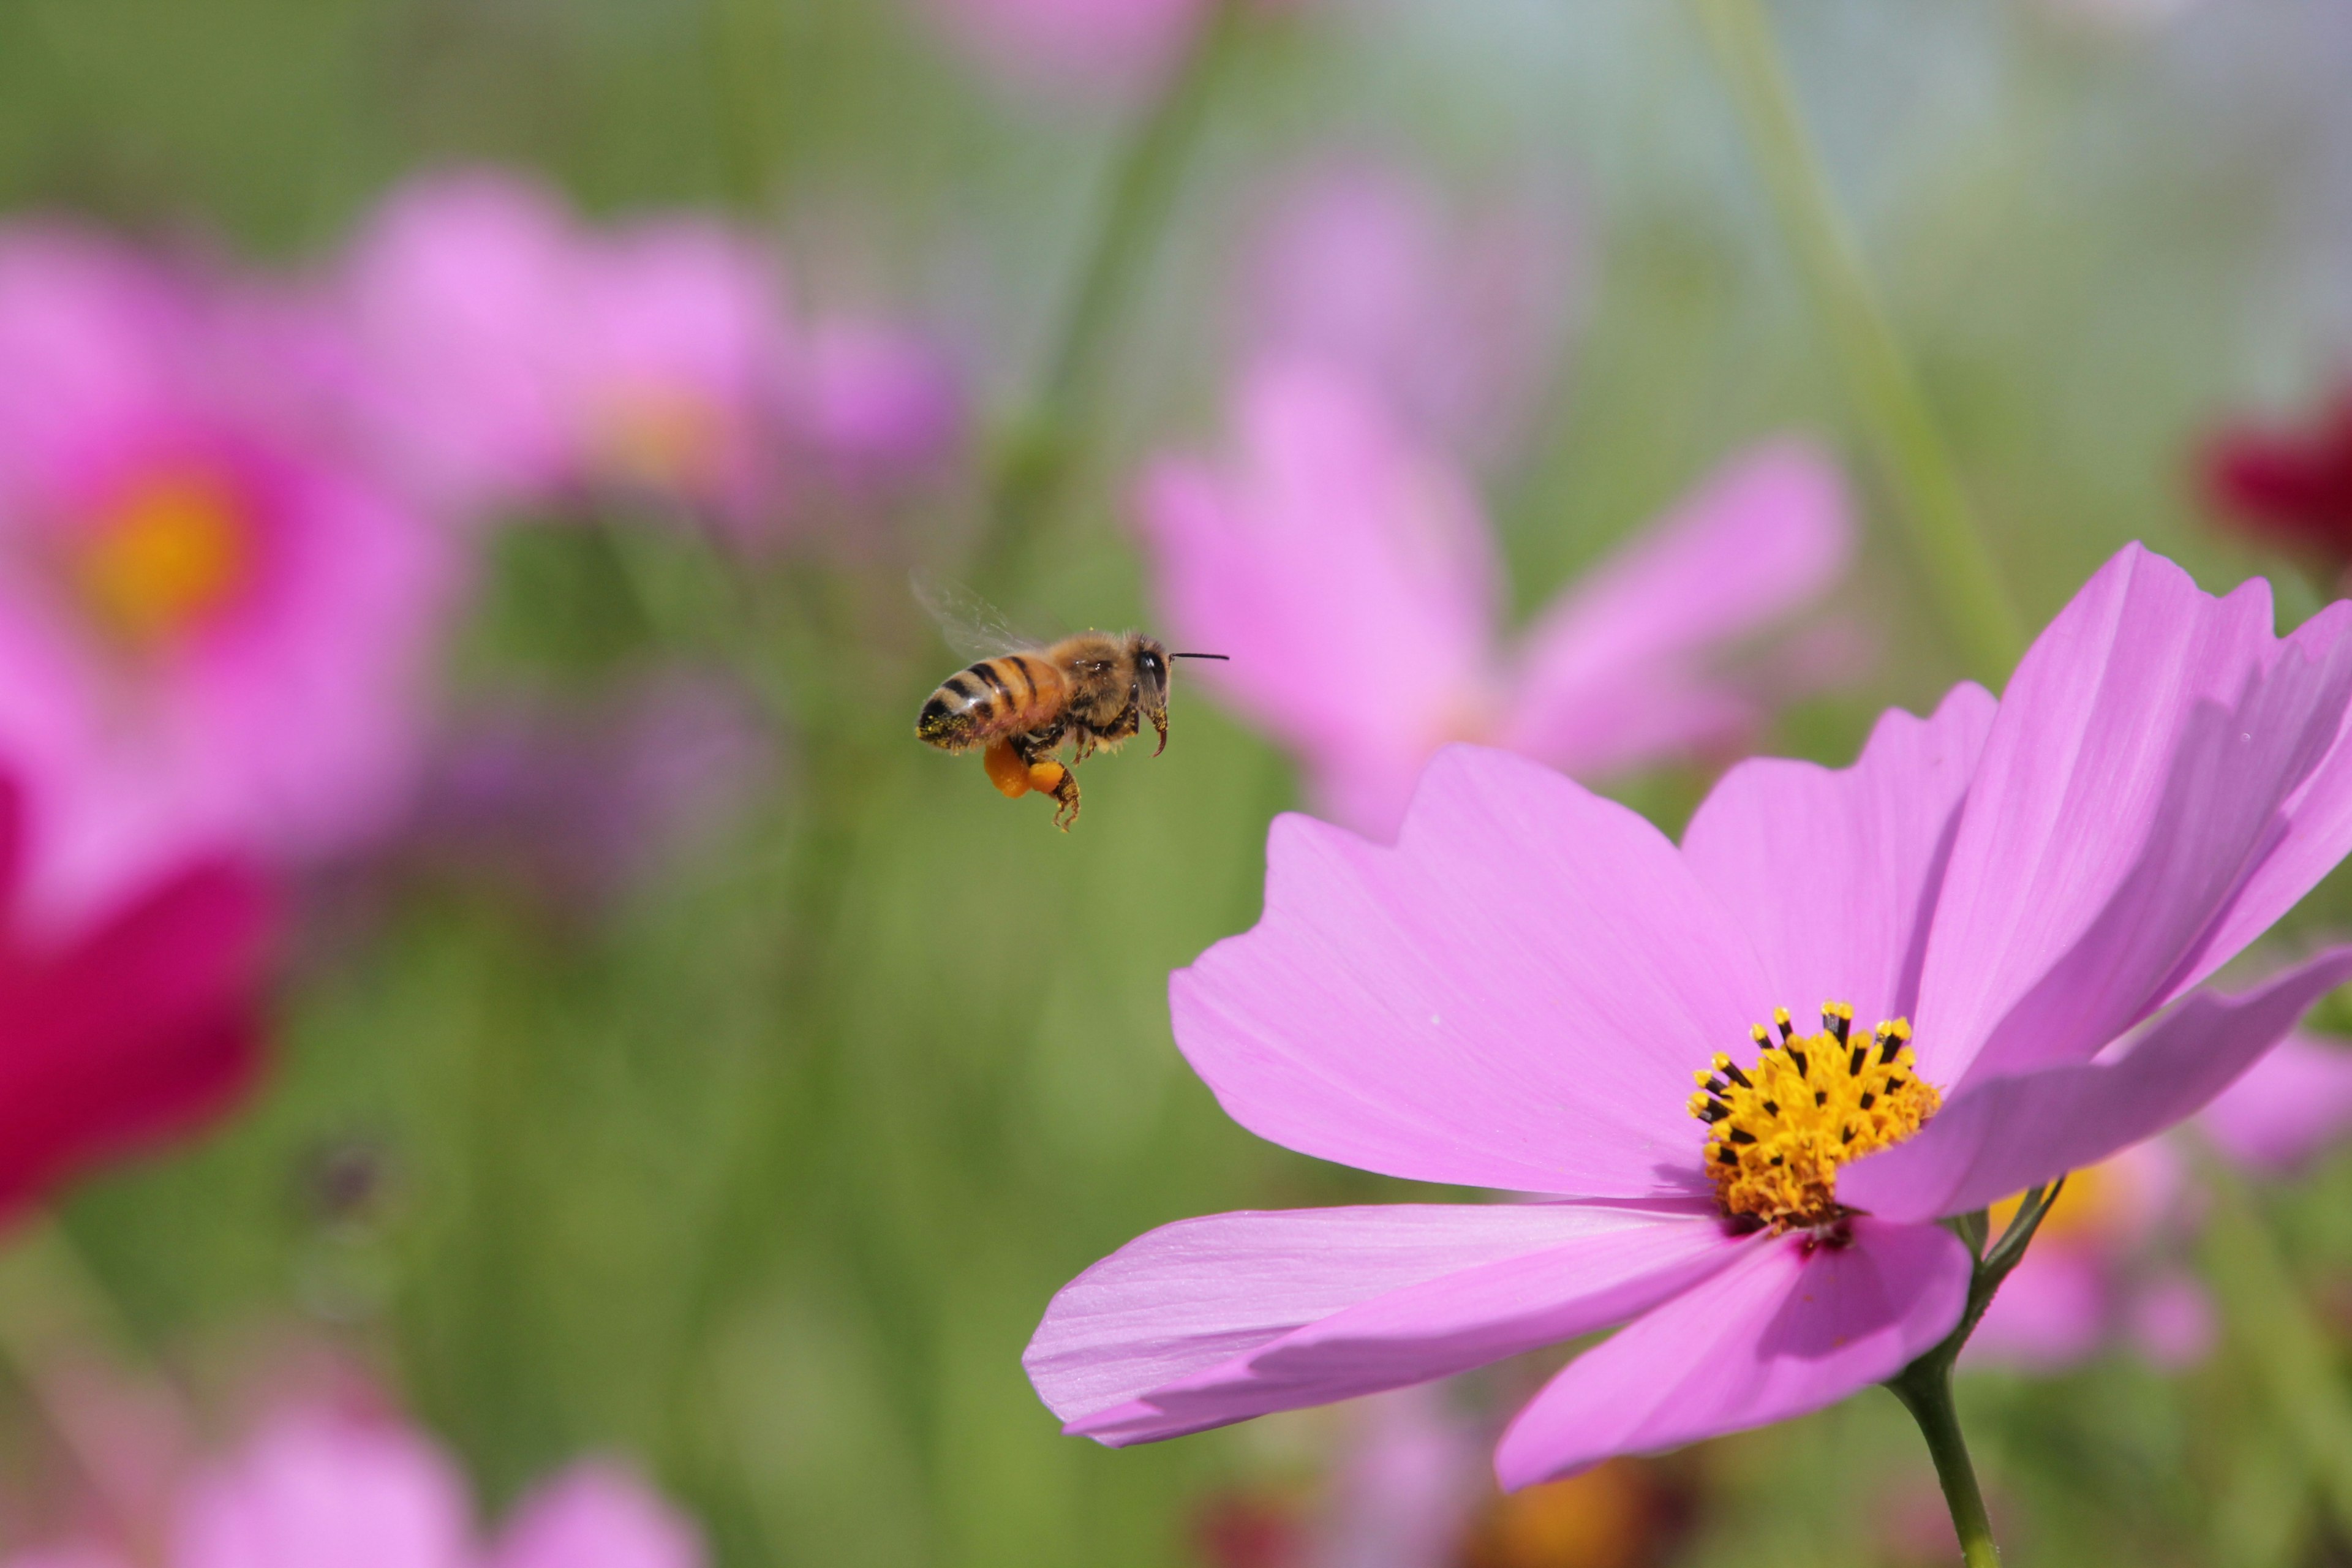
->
[[1687, 1002, 1940, 1231]]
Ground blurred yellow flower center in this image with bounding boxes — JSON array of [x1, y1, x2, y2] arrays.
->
[[78, 470, 252, 647], [1689, 1001, 1942, 1230], [1989, 1158, 2113, 1246], [593, 382, 726, 495]]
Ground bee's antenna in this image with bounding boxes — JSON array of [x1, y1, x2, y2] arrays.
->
[[1168, 652, 1229, 661]]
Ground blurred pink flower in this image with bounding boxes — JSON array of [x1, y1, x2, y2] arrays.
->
[[0, 771, 276, 1223], [1964, 1144, 2206, 1371], [339, 172, 794, 528], [404, 668, 771, 913], [9, 1410, 698, 1568], [1136, 360, 1853, 838], [1309, 1388, 1486, 1568], [794, 317, 965, 492], [2201, 1027, 2352, 1171], [0, 225, 457, 925], [1027, 545, 2352, 1483], [1967, 1023, 2352, 1372], [1241, 159, 1578, 464]]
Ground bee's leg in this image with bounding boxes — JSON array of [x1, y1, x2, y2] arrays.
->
[[1038, 763, 1080, 829], [1008, 726, 1080, 829], [1148, 706, 1168, 758]]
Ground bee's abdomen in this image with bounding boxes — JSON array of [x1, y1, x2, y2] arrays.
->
[[916, 655, 1060, 750]]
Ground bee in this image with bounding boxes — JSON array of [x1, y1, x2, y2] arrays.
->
[[911, 584, 1224, 829]]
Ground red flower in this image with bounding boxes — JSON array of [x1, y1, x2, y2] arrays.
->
[[0, 775, 276, 1220], [2204, 386, 2352, 559]]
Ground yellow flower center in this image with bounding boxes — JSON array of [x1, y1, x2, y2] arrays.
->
[[75, 470, 253, 647], [592, 382, 726, 496], [1689, 1001, 1943, 1231]]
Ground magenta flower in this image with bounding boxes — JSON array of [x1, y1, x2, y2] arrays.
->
[[0, 225, 457, 924], [337, 171, 794, 529], [8, 1410, 699, 1568], [1136, 360, 1853, 838], [0, 772, 276, 1223], [1027, 545, 2352, 1486], [1238, 158, 1578, 465]]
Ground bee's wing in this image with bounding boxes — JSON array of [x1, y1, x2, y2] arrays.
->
[[910, 570, 1043, 660]]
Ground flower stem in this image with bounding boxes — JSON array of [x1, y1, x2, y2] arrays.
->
[[1688, 0, 2027, 686], [977, 0, 1242, 589], [1885, 1180, 2062, 1564], [1887, 1359, 2002, 1567]]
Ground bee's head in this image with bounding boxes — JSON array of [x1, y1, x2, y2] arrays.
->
[[1126, 635, 1171, 754], [1128, 636, 1226, 756]]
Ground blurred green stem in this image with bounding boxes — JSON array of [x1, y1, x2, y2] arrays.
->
[[978, 0, 1242, 589], [1689, 0, 2026, 685], [2193, 1146, 2352, 1542]]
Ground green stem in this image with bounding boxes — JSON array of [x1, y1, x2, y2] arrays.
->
[[2192, 1145, 2352, 1543], [1882, 1180, 2062, 1564], [1689, 0, 2027, 685], [977, 0, 1242, 589], [1887, 1359, 2002, 1567]]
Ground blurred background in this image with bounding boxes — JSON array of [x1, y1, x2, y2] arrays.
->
[[0, 0, 2350, 1564]]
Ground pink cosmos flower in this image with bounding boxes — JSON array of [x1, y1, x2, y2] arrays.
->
[[1136, 360, 1853, 839], [0, 225, 456, 925], [1027, 544, 2352, 1485], [794, 317, 965, 493], [6, 1409, 699, 1568], [1239, 159, 1578, 465], [337, 172, 795, 529], [0, 771, 275, 1223]]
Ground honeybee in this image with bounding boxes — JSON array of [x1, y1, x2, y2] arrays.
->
[[911, 583, 1223, 829]]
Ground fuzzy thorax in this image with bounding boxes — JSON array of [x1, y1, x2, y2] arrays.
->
[[1689, 1003, 1940, 1230]]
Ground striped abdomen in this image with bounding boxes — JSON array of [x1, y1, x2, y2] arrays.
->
[[916, 654, 1068, 750]]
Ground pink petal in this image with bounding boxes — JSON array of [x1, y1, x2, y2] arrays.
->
[[492, 1461, 703, 1568], [2196, 1028, 2352, 1172], [1493, 1218, 1970, 1487], [173, 1414, 473, 1568], [1842, 946, 2352, 1223], [1917, 547, 2352, 1083], [1027, 1199, 1751, 1445], [1134, 360, 1501, 839], [1499, 439, 1853, 777], [1681, 682, 1996, 1029], [1170, 745, 1771, 1196]]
